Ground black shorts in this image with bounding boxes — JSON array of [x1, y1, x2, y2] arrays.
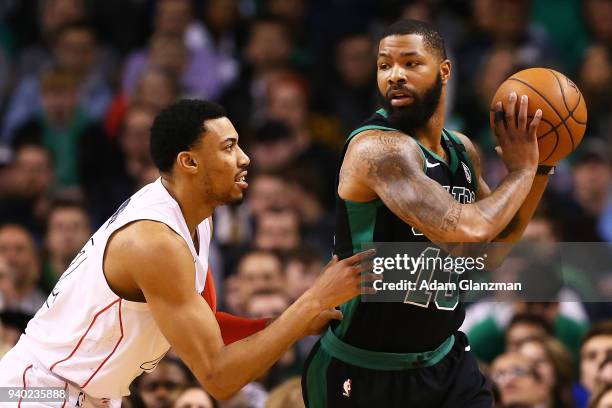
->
[[302, 331, 492, 408]]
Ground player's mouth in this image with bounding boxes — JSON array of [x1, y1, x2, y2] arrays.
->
[[235, 171, 248, 189], [387, 89, 414, 107]]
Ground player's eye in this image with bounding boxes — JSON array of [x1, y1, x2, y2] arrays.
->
[[379, 63, 389, 70], [406, 61, 419, 68], [225, 144, 233, 151]]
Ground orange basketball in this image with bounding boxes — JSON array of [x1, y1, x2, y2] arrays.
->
[[490, 68, 588, 165]]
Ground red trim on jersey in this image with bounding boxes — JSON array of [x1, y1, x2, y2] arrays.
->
[[18, 364, 33, 408], [201, 266, 217, 312], [50, 299, 121, 372], [81, 299, 124, 388]]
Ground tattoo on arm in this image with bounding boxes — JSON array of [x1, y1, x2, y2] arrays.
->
[[441, 202, 462, 232]]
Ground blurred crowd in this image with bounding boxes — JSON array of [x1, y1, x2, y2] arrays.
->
[[0, 0, 611, 407]]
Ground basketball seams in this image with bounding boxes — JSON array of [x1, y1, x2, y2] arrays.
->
[[508, 77, 574, 151]]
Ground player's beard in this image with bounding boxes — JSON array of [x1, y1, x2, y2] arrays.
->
[[378, 73, 443, 136]]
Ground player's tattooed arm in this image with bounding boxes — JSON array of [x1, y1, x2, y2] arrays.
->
[[344, 130, 536, 242]]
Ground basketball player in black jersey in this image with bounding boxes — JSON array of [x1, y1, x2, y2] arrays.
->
[[302, 20, 553, 407]]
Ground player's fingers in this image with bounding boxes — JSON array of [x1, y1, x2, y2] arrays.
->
[[528, 109, 543, 140], [505, 92, 518, 132], [344, 248, 376, 265], [319, 308, 343, 321], [518, 95, 528, 132], [491, 102, 508, 140], [324, 255, 339, 269]]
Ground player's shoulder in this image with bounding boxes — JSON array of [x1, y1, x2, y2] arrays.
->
[[447, 130, 479, 161], [348, 129, 422, 157], [109, 220, 191, 265]]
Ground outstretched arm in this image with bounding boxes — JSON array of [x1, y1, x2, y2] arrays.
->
[[121, 222, 373, 400]]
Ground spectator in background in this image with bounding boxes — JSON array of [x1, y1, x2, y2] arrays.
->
[[185, 0, 240, 90], [262, 73, 338, 208], [244, 288, 290, 320], [0, 143, 54, 237], [584, 0, 612, 49], [220, 17, 294, 133], [13, 68, 116, 194], [313, 31, 377, 139], [254, 209, 301, 253], [265, 377, 304, 408], [283, 247, 322, 301], [122, 34, 189, 98], [234, 250, 284, 314], [15, 0, 88, 77], [123, 0, 233, 101], [244, 289, 303, 390], [3, 21, 113, 141], [518, 337, 576, 408], [0, 225, 45, 315], [173, 387, 215, 408], [578, 45, 612, 139], [105, 67, 181, 138], [578, 322, 612, 406], [506, 313, 554, 351], [491, 351, 552, 408], [137, 357, 192, 408], [41, 199, 90, 293], [565, 140, 612, 242], [112, 104, 159, 199]]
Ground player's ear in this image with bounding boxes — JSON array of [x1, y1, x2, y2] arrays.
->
[[176, 151, 198, 174], [440, 59, 451, 85]]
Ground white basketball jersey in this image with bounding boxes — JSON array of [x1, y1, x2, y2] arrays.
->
[[20, 178, 211, 398]]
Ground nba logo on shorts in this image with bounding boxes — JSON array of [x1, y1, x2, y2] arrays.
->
[[462, 162, 472, 184], [342, 378, 352, 397]]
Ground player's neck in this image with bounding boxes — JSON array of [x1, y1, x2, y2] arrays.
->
[[412, 103, 446, 157], [160, 176, 214, 236]]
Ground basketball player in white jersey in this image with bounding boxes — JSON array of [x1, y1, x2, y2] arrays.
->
[[0, 100, 375, 407]]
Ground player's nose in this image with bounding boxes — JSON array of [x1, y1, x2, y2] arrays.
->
[[388, 64, 406, 85], [237, 145, 250, 168]]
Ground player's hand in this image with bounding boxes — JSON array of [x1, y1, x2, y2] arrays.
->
[[490, 92, 541, 173], [304, 308, 343, 336], [306, 249, 377, 311]]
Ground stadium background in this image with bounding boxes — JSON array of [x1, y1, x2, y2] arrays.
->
[[0, 0, 611, 407]]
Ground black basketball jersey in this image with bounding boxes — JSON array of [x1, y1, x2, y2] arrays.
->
[[332, 108, 478, 353]]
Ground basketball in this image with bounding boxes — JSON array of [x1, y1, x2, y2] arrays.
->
[[490, 68, 588, 165]]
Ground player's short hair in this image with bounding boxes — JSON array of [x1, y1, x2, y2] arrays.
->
[[381, 19, 447, 60], [149, 99, 226, 173]]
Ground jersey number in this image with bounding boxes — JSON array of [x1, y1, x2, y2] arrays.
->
[[403, 247, 459, 311]]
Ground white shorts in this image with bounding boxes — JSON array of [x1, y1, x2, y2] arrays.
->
[[0, 341, 120, 408]]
